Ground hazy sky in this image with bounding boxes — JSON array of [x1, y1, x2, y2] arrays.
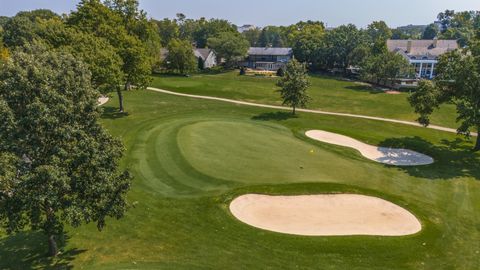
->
[[1, 0, 479, 28]]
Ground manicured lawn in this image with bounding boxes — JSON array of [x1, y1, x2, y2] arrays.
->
[[151, 71, 459, 129], [1, 90, 479, 269]]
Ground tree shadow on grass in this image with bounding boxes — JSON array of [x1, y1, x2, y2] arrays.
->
[[0, 231, 86, 269], [378, 136, 480, 180], [251, 111, 298, 121], [100, 106, 129, 120], [344, 85, 385, 94]]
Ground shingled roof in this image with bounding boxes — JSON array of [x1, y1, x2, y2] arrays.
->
[[194, 48, 214, 60], [248, 47, 293, 56], [387, 39, 458, 60]]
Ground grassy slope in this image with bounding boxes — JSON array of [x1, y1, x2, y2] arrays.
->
[[151, 72, 458, 129], [1, 90, 479, 269]]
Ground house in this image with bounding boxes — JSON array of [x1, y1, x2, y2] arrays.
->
[[160, 48, 218, 69], [194, 48, 217, 69], [241, 47, 293, 71], [387, 39, 458, 79]]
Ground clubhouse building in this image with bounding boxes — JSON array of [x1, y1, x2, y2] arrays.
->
[[387, 39, 458, 79]]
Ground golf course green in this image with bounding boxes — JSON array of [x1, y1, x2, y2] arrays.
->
[[1, 88, 479, 269]]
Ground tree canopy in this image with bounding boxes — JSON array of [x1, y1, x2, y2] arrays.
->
[[0, 45, 131, 256], [165, 38, 197, 74], [207, 32, 249, 67], [409, 40, 480, 150], [276, 59, 311, 115]]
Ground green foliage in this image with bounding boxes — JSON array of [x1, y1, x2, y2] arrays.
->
[[408, 80, 441, 126], [361, 51, 413, 85], [67, 0, 154, 111], [409, 42, 480, 149], [276, 59, 311, 114], [276, 68, 285, 77], [156, 18, 179, 47], [291, 23, 325, 67], [366, 21, 392, 54], [165, 38, 197, 74], [391, 25, 426, 40], [258, 26, 285, 47], [422, 24, 439, 39], [0, 46, 131, 256], [242, 28, 261, 46], [320, 24, 367, 70], [207, 32, 249, 67], [437, 10, 480, 47], [0, 41, 8, 62]]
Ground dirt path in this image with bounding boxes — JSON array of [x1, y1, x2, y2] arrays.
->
[[230, 194, 422, 236], [147, 87, 475, 136]]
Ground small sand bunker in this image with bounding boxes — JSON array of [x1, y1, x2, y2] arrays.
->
[[98, 96, 109, 106], [305, 130, 433, 166], [230, 194, 421, 236], [385, 90, 402, 95]]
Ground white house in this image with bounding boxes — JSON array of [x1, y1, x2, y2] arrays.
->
[[387, 39, 458, 79], [194, 48, 217, 69]]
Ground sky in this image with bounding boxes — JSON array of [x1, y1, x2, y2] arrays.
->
[[0, 0, 479, 28]]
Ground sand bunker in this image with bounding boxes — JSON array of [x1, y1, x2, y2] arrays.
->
[[305, 130, 433, 166], [230, 194, 421, 236], [98, 96, 109, 106]]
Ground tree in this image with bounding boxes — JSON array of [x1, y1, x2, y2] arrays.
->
[[366, 21, 392, 54], [422, 24, 439, 39], [0, 45, 131, 257], [0, 41, 8, 62], [67, 0, 153, 112], [361, 51, 412, 86], [258, 26, 285, 47], [276, 59, 311, 115], [165, 38, 197, 74], [408, 43, 480, 151], [291, 23, 325, 69], [242, 28, 261, 46], [156, 18, 179, 46], [207, 32, 249, 67], [320, 24, 367, 71]]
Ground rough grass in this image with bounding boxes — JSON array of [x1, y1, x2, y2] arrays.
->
[[1, 90, 479, 269], [151, 71, 458, 129]]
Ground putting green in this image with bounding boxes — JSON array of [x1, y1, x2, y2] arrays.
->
[[176, 120, 371, 184]]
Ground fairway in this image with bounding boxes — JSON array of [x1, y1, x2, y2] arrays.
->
[[1, 90, 480, 269], [151, 71, 459, 128]]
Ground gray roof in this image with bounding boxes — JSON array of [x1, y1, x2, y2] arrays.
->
[[194, 48, 214, 60], [248, 47, 293, 56], [387, 39, 458, 60]]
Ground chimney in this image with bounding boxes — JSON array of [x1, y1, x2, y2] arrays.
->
[[406, 40, 412, 53], [432, 38, 438, 48]]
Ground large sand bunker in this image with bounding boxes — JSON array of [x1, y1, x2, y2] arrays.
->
[[230, 194, 422, 236], [305, 130, 434, 166]]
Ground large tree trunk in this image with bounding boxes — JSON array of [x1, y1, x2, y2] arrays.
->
[[292, 106, 296, 115], [48, 234, 58, 257], [117, 87, 124, 113], [474, 131, 480, 152]]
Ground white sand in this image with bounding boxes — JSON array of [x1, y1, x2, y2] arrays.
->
[[305, 130, 434, 166], [98, 96, 109, 106], [230, 194, 422, 236]]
